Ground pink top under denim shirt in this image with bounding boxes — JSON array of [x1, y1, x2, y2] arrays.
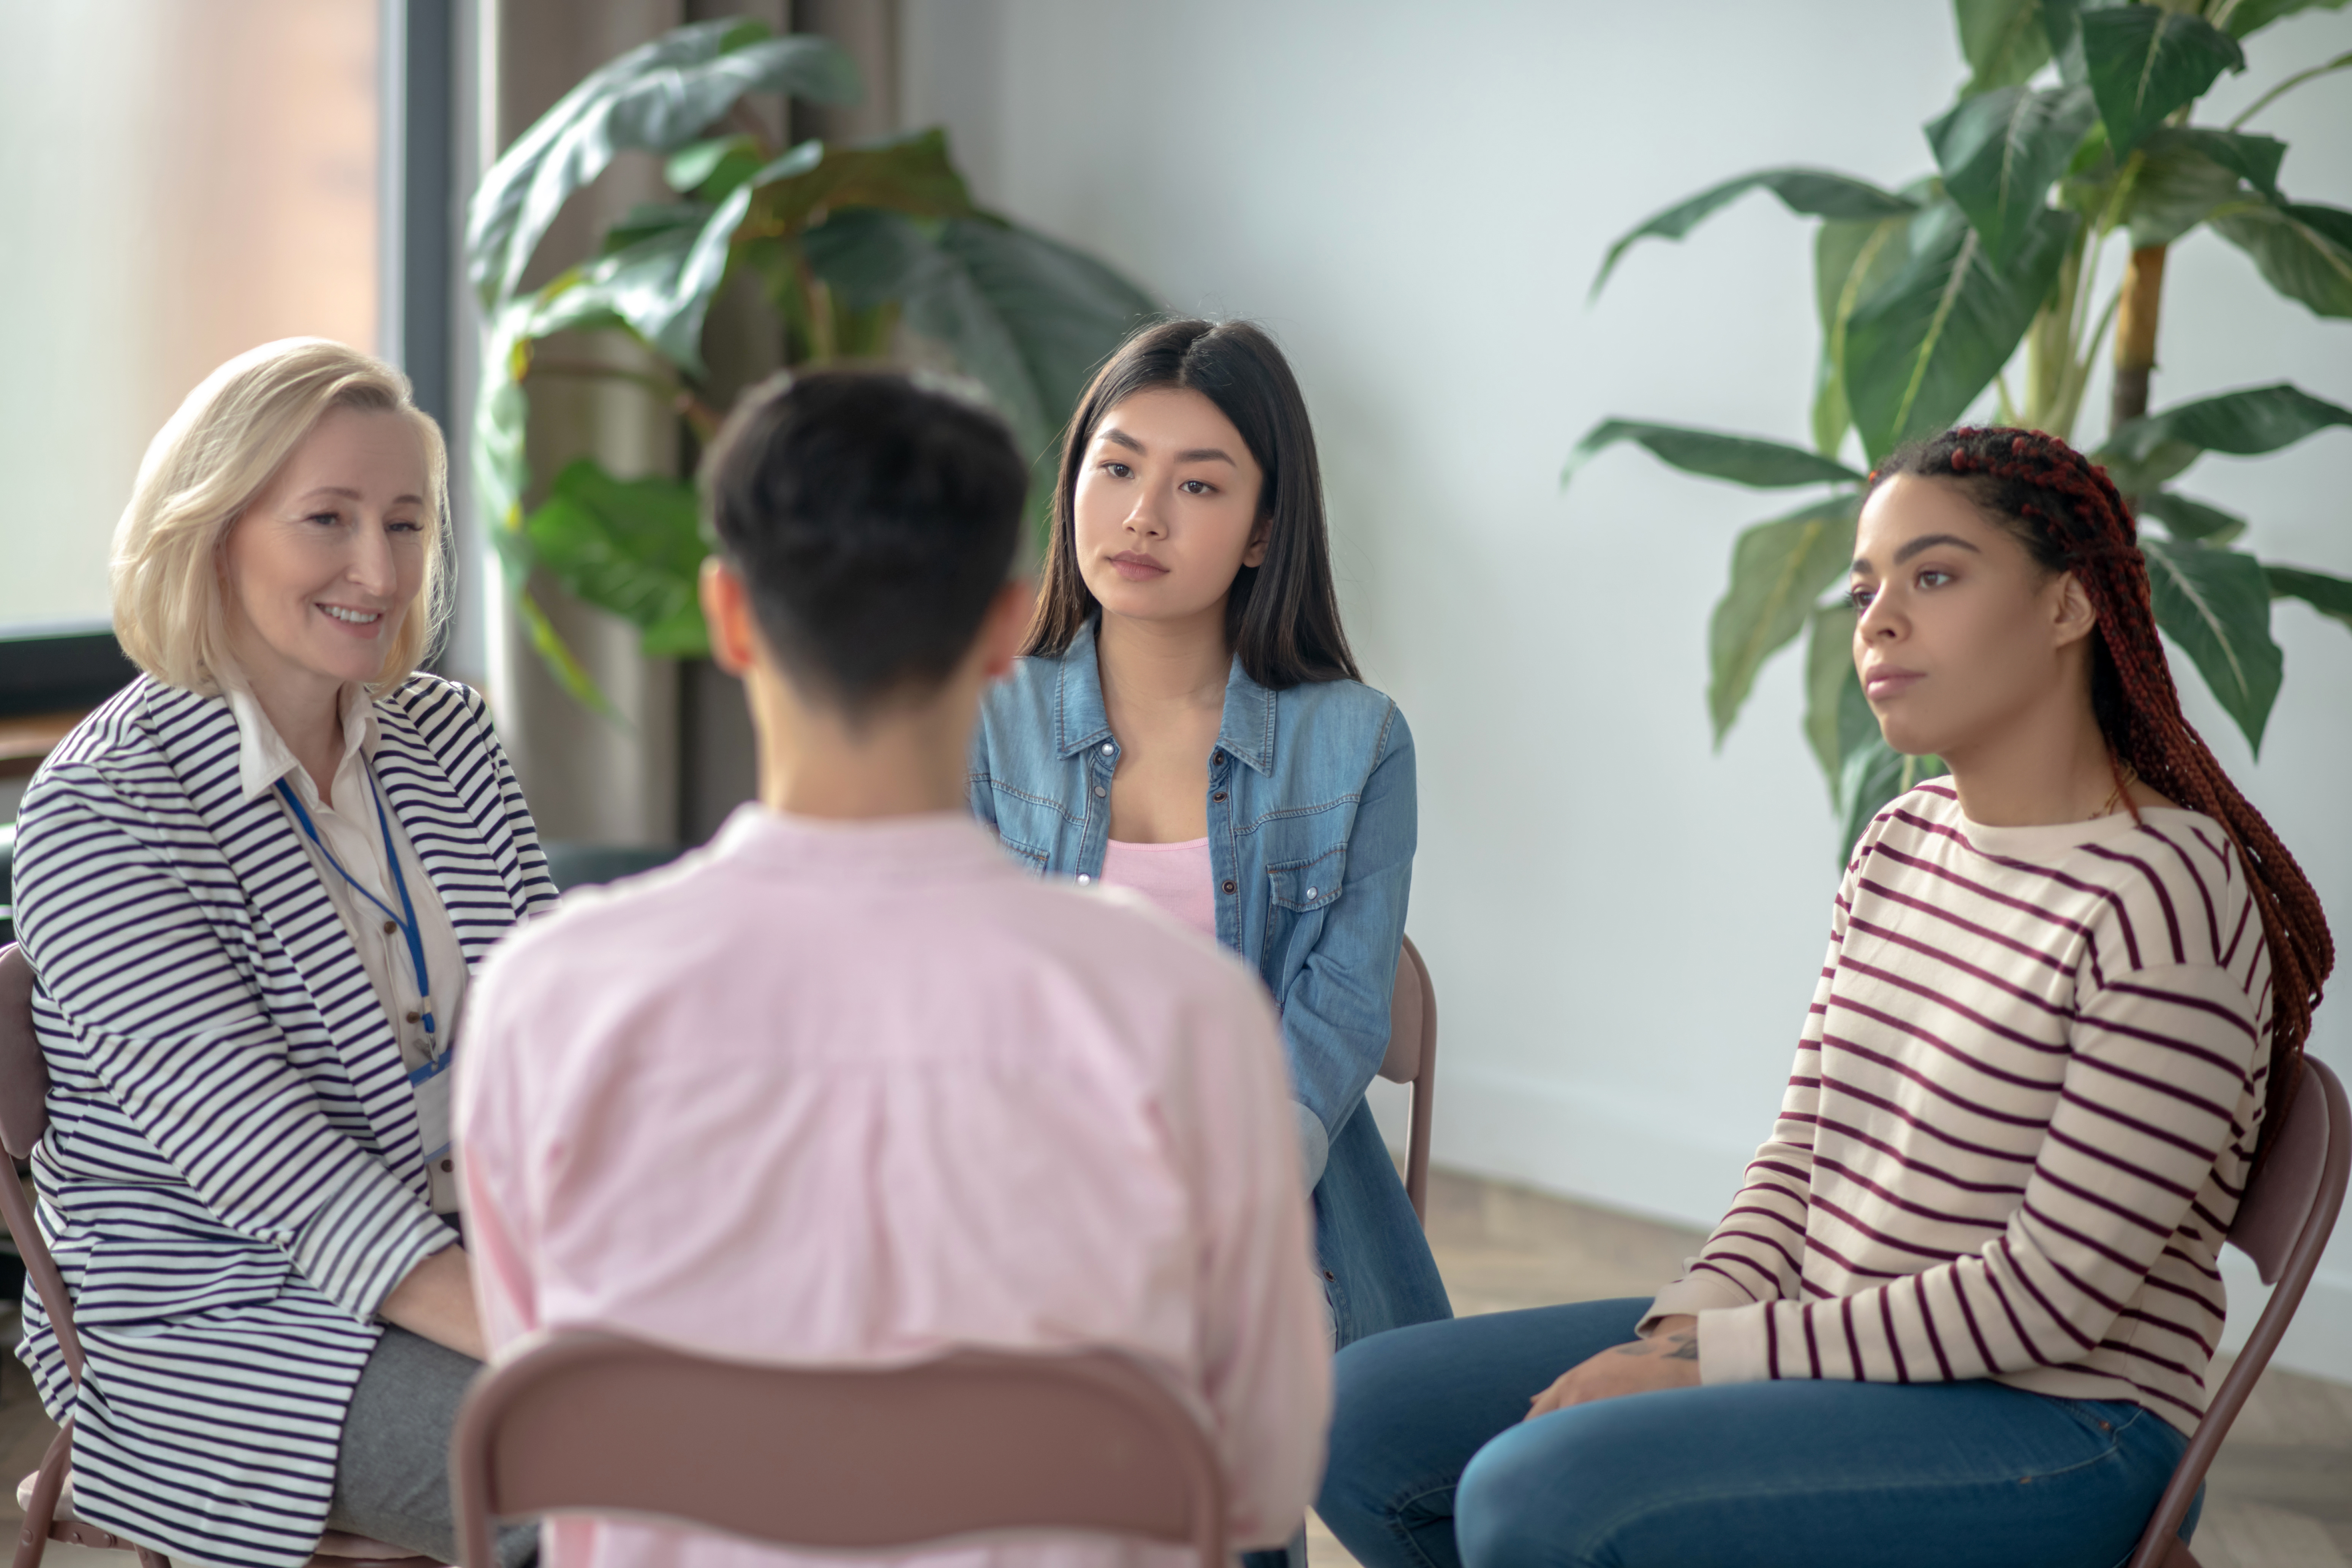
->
[[1097, 838, 1216, 942], [456, 806, 1330, 1568]]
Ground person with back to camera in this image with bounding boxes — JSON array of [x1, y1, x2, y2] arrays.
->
[[1315, 427, 2336, 1568], [8, 339, 553, 1568], [454, 368, 1331, 1568], [967, 320, 1452, 1364]]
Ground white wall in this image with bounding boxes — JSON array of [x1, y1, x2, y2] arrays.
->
[[901, 0, 2352, 1380]]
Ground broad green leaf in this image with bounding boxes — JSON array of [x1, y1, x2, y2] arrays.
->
[[1708, 495, 1863, 743], [1957, 0, 2053, 94], [1591, 169, 1918, 297], [466, 19, 857, 307], [1562, 420, 1864, 490], [2142, 536, 2283, 754], [473, 301, 543, 554], [1927, 84, 2100, 266], [2133, 490, 2247, 544], [2266, 564, 2352, 631], [2080, 6, 2246, 154], [513, 589, 620, 721], [2042, 0, 2132, 86], [1843, 199, 2077, 460], [805, 208, 1157, 458], [2149, 128, 2285, 201], [2124, 128, 2286, 247], [522, 460, 710, 659], [1803, 601, 1879, 787], [754, 129, 976, 235], [511, 204, 732, 375], [2212, 200, 2352, 319], [931, 218, 1159, 455], [1838, 737, 1949, 863], [601, 201, 710, 255], [664, 133, 764, 199], [1812, 217, 1910, 456], [2222, 0, 2352, 38], [2103, 383, 2352, 492]]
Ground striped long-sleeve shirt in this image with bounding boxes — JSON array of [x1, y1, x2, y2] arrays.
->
[[1648, 781, 2271, 1433]]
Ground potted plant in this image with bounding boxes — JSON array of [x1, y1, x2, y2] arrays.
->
[[1566, 0, 2351, 853], [465, 17, 1159, 711]]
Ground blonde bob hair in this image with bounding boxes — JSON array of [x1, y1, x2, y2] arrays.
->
[[111, 338, 451, 695]]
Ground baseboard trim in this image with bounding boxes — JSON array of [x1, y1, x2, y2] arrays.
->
[[1410, 1066, 2352, 1386]]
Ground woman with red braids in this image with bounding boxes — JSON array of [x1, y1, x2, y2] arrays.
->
[[1317, 426, 2334, 1568]]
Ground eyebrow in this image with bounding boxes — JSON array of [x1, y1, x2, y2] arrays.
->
[[1850, 532, 1984, 574], [1094, 427, 1236, 466], [294, 486, 426, 506]]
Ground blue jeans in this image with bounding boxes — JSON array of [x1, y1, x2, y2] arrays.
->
[[1317, 1299, 2198, 1568]]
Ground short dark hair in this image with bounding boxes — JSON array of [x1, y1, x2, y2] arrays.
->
[[1023, 319, 1360, 688], [703, 370, 1027, 716]]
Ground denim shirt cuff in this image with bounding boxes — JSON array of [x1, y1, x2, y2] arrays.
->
[[1294, 1100, 1330, 1190]]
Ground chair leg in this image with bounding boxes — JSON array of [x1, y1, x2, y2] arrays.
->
[[14, 1421, 71, 1568]]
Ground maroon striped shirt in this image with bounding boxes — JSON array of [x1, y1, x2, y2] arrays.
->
[[1649, 782, 2270, 1433]]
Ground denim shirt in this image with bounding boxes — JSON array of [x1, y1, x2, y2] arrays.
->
[[967, 618, 1452, 1346]]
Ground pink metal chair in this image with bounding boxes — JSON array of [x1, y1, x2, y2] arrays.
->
[[0, 943, 439, 1568], [451, 1332, 1227, 1568], [2126, 1054, 2350, 1568], [1378, 935, 1439, 1223]]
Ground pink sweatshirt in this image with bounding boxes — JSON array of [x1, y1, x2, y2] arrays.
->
[[456, 807, 1329, 1568]]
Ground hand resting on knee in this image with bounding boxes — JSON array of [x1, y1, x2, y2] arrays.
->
[[379, 1244, 486, 1362], [1524, 1313, 1696, 1419]]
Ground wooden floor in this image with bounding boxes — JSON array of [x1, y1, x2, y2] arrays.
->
[[0, 1169, 2344, 1567]]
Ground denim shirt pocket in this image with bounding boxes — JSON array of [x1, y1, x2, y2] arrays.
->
[[983, 786, 1062, 877], [1268, 843, 1350, 912]]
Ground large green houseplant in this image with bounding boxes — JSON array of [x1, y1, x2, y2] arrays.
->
[[465, 18, 1158, 710], [1567, 0, 2352, 854]]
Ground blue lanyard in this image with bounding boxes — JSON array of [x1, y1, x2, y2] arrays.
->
[[275, 767, 435, 1043]]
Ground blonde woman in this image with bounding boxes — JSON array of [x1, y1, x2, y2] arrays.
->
[[10, 340, 552, 1568]]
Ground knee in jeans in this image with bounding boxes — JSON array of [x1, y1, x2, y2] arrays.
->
[[1454, 1418, 1615, 1568]]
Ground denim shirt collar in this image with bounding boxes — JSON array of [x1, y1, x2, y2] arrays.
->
[[1051, 616, 1277, 775]]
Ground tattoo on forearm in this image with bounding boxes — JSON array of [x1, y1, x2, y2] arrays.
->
[[1611, 1331, 1699, 1363]]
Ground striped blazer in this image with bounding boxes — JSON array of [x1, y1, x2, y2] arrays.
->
[[10, 673, 556, 1568]]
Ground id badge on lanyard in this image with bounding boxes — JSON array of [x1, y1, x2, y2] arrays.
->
[[276, 768, 451, 1162], [410, 1053, 454, 1164]]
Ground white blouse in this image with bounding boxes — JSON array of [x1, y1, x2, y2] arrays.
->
[[224, 680, 468, 1212]]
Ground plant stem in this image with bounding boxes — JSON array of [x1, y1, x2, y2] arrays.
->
[[2111, 244, 2169, 436], [2229, 50, 2352, 130], [2023, 225, 2088, 435]]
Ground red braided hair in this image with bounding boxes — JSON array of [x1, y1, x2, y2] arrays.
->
[[1871, 427, 2334, 1159]]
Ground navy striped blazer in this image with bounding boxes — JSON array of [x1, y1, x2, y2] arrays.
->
[[10, 673, 555, 1568]]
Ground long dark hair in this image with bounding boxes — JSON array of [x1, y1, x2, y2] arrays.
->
[[1022, 318, 1360, 688], [1873, 427, 2333, 1158]]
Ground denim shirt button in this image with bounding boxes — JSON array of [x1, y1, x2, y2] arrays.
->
[[1212, 790, 1227, 802], [1077, 874, 1090, 885], [1093, 785, 1107, 797], [1100, 743, 1114, 754], [1306, 887, 1318, 899], [1212, 750, 1225, 765], [1222, 879, 1237, 894]]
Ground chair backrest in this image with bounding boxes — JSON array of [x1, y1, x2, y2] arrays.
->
[[1379, 936, 1438, 1224], [0, 942, 80, 1382], [452, 1334, 1228, 1568], [2229, 1056, 2339, 1283], [2126, 1056, 2350, 1568], [0, 942, 50, 1159], [1379, 937, 1430, 1085]]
